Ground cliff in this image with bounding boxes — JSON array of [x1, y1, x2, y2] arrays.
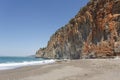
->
[[36, 0, 120, 59]]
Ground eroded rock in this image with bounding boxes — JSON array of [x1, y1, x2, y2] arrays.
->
[[36, 0, 120, 59]]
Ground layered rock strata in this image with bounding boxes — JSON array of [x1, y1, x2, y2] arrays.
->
[[36, 0, 120, 59]]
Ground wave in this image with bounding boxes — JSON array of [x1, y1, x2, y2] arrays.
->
[[0, 59, 55, 70]]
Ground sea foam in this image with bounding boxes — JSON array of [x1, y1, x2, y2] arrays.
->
[[0, 59, 55, 70]]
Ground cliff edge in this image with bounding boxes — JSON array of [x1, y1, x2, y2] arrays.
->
[[36, 0, 120, 59]]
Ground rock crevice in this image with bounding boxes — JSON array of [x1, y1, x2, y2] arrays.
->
[[36, 0, 120, 59]]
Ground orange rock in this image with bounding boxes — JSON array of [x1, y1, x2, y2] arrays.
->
[[36, 0, 120, 59]]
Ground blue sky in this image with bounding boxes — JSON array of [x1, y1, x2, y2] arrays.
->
[[0, 0, 89, 56]]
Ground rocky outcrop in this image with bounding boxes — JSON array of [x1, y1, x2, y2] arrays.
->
[[36, 0, 120, 59]]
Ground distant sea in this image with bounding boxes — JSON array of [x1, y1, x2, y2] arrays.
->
[[0, 56, 55, 70]]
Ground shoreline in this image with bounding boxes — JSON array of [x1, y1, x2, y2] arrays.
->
[[0, 59, 55, 70], [0, 59, 120, 80]]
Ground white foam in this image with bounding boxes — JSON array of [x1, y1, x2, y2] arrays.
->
[[0, 59, 55, 70]]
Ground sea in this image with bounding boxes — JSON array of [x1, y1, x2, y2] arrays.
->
[[0, 56, 55, 70]]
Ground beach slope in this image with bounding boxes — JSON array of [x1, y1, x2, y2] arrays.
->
[[0, 59, 120, 80]]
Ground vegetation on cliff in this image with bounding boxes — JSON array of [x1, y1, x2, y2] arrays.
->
[[36, 0, 120, 59]]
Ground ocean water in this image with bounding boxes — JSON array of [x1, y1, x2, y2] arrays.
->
[[0, 56, 55, 70]]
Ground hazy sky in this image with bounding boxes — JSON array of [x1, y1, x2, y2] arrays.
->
[[0, 0, 89, 56]]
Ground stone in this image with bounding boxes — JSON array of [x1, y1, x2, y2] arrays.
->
[[36, 0, 120, 59]]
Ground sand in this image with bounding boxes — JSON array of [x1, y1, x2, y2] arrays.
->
[[0, 59, 120, 80]]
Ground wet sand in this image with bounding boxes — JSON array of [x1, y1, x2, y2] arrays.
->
[[0, 59, 120, 80]]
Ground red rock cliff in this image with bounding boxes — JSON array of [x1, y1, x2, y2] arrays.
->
[[36, 0, 120, 59]]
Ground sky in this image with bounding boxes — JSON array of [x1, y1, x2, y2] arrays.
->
[[0, 0, 89, 56]]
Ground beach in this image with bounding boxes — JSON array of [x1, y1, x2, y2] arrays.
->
[[0, 59, 120, 80]]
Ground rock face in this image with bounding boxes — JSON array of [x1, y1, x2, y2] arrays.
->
[[36, 0, 120, 59]]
